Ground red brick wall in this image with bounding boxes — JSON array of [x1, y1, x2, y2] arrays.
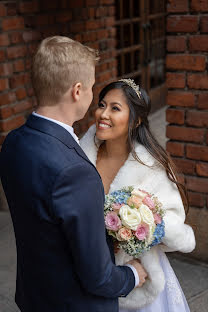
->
[[166, 0, 208, 261], [0, 0, 117, 148]]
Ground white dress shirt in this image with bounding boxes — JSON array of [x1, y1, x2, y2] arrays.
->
[[32, 111, 139, 288], [32, 112, 80, 145]]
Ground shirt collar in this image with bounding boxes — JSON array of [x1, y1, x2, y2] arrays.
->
[[32, 112, 80, 145]]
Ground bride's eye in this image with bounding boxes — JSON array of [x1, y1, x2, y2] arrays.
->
[[112, 106, 120, 111], [98, 102, 105, 108]]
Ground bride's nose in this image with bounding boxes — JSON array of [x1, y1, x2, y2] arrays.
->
[[100, 108, 110, 119]]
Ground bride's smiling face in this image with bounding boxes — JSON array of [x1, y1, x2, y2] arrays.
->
[[95, 88, 130, 141]]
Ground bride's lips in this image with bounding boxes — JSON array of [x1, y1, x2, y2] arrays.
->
[[97, 121, 112, 130]]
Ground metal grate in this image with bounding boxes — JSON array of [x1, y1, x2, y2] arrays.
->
[[115, 0, 166, 110]]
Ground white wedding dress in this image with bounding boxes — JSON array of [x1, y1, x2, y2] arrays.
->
[[120, 248, 190, 312]]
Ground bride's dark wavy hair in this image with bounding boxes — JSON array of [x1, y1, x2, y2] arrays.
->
[[98, 81, 189, 214]]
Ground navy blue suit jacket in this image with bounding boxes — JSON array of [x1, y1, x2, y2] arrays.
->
[[0, 115, 135, 312]]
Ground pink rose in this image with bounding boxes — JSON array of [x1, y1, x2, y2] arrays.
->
[[135, 223, 149, 241], [143, 196, 155, 210], [112, 203, 123, 212], [127, 195, 143, 208], [105, 212, 122, 231], [154, 213, 162, 224], [116, 227, 132, 241]]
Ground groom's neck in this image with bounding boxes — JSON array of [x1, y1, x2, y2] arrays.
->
[[35, 103, 75, 127]]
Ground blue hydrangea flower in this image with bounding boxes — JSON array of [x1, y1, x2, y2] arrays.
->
[[151, 220, 165, 247]]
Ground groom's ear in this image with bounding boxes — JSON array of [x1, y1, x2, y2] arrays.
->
[[72, 82, 82, 102]]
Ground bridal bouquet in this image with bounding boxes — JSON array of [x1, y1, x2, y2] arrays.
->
[[104, 186, 165, 258]]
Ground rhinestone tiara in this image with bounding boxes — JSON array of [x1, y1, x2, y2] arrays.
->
[[118, 78, 142, 99]]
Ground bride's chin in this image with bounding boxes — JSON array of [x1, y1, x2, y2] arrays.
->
[[96, 131, 110, 140]]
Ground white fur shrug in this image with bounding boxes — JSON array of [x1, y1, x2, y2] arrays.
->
[[80, 125, 195, 309]]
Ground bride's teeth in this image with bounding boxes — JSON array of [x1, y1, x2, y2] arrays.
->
[[99, 123, 111, 128]]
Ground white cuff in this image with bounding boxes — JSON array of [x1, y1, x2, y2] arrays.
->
[[125, 264, 140, 287]]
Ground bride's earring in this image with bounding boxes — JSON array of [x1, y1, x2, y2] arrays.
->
[[136, 118, 141, 128]]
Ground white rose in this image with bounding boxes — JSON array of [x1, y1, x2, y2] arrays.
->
[[146, 225, 156, 245], [139, 204, 155, 226], [131, 189, 146, 199], [119, 205, 141, 231]]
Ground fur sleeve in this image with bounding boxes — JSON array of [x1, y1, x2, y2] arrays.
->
[[152, 168, 196, 253]]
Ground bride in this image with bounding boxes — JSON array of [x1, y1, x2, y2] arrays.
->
[[80, 79, 195, 312]]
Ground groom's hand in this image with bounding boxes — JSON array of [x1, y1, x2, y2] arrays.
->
[[127, 259, 147, 288]]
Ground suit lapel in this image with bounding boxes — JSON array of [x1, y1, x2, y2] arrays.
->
[[26, 114, 93, 166]]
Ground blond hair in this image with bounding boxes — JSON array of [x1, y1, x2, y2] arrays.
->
[[32, 36, 99, 105]]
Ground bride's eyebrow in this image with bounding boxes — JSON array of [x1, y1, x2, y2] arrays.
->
[[101, 99, 122, 107]]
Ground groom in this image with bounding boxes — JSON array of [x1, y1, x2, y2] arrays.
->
[[0, 36, 147, 312]]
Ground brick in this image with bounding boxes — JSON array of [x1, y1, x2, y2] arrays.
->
[[97, 71, 112, 83], [26, 86, 34, 97], [15, 88, 27, 100], [95, 7, 107, 18], [0, 50, 6, 62], [18, 1, 39, 13], [0, 34, 10, 47], [186, 111, 208, 127], [167, 16, 198, 33], [167, 92, 195, 107], [188, 74, 208, 89], [69, 0, 84, 7], [85, 20, 101, 30], [13, 100, 33, 114], [0, 115, 25, 132], [0, 3, 6, 16], [82, 31, 97, 43], [186, 176, 208, 193], [189, 35, 208, 52], [96, 29, 109, 40], [166, 108, 185, 124], [23, 31, 41, 43], [28, 43, 39, 55], [0, 92, 16, 106], [55, 11, 72, 23], [191, 0, 208, 12], [167, 0, 189, 12], [0, 63, 13, 76], [40, 0, 58, 10], [0, 106, 13, 119], [188, 192, 205, 208], [200, 16, 208, 33], [166, 36, 186, 52], [35, 15, 55, 26], [166, 55, 206, 71], [166, 73, 186, 89], [198, 93, 208, 109], [10, 74, 29, 88], [9, 32, 24, 44], [104, 17, 115, 27], [13, 60, 25, 73], [2, 17, 24, 31], [108, 6, 116, 16], [166, 126, 204, 143], [186, 145, 208, 161], [7, 45, 27, 59], [100, 0, 114, 4], [173, 158, 196, 175], [196, 162, 208, 177], [70, 22, 85, 33], [7, 2, 17, 16], [0, 79, 9, 92], [166, 141, 184, 156]]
